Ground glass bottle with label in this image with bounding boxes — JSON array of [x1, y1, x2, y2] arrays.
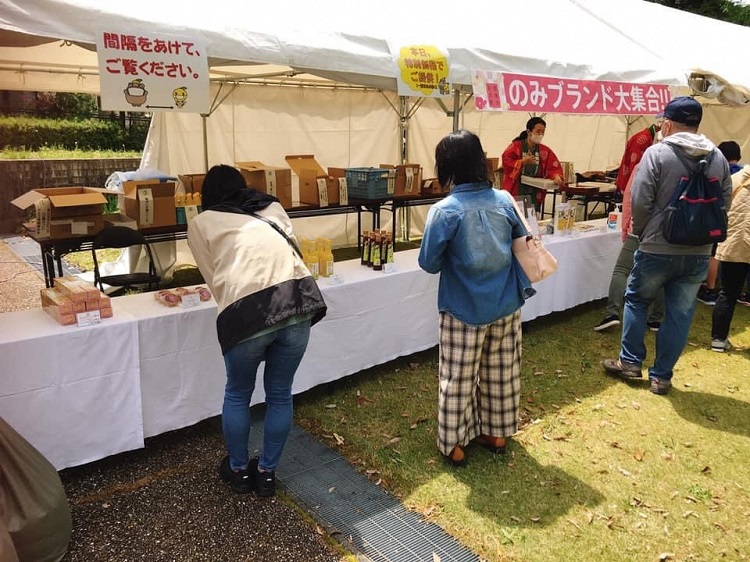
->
[[361, 230, 370, 266], [372, 232, 382, 271]]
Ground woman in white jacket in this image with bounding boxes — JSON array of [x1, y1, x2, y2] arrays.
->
[[188, 165, 326, 495], [711, 165, 750, 352]]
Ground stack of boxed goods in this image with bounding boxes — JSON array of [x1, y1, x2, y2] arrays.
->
[[40, 277, 113, 325], [235, 162, 293, 208]]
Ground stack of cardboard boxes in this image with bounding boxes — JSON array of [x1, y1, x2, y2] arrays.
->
[[40, 277, 113, 325]]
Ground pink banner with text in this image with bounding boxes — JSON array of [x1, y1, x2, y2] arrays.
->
[[472, 71, 672, 115]]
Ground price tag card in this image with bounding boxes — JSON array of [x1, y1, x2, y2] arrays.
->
[[338, 177, 348, 206], [76, 310, 102, 327], [326, 274, 345, 286], [383, 262, 398, 274], [180, 293, 200, 308]]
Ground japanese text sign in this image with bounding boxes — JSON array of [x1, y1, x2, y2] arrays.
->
[[392, 44, 452, 98], [472, 70, 671, 115], [96, 30, 209, 113]]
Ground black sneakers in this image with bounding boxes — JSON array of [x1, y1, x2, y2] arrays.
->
[[697, 287, 719, 306], [594, 315, 620, 332], [217, 455, 253, 494], [249, 457, 276, 497], [647, 321, 661, 332]]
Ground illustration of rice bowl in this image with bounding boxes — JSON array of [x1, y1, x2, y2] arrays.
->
[[124, 80, 148, 106]]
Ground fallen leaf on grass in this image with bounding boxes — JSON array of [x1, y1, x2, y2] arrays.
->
[[567, 518, 582, 530], [510, 516, 521, 523], [662, 451, 674, 461], [401, 412, 409, 417], [365, 469, 379, 475], [633, 450, 645, 462], [659, 554, 675, 561], [388, 437, 401, 445], [682, 510, 698, 518], [702, 466, 712, 474], [530, 516, 541, 522], [618, 467, 633, 477], [714, 522, 727, 532], [631, 400, 641, 410], [409, 362, 420, 370], [325, 403, 337, 409], [315, 524, 325, 535]]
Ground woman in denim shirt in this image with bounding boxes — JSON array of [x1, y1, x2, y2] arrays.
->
[[419, 130, 532, 466]]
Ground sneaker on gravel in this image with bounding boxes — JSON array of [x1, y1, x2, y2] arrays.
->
[[647, 321, 661, 332], [249, 457, 276, 497], [602, 358, 643, 379], [218, 455, 253, 494], [650, 377, 672, 395], [711, 338, 733, 353], [594, 315, 620, 332]]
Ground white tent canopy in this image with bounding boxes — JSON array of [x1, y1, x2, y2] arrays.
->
[[1, 0, 694, 91]]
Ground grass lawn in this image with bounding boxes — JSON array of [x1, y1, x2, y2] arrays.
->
[[295, 298, 750, 562]]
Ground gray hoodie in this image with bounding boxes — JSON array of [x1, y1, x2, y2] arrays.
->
[[630, 132, 733, 255]]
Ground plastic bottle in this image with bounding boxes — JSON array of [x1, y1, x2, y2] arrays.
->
[[320, 238, 334, 277], [303, 240, 319, 279]]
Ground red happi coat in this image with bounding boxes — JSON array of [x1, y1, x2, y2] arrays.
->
[[615, 126, 656, 192], [501, 139, 563, 197]]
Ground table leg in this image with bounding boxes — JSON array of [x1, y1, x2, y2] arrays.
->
[[41, 247, 53, 288]]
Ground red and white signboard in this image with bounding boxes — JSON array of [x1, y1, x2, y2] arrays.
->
[[96, 30, 209, 113], [472, 70, 672, 115]]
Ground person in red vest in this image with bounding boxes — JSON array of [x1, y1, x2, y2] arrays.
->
[[501, 117, 564, 211], [615, 122, 662, 193]]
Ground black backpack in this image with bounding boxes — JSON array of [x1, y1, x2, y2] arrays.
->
[[663, 146, 727, 246]]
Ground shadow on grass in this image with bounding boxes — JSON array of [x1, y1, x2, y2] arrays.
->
[[449, 442, 605, 528], [667, 388, 750, 438]]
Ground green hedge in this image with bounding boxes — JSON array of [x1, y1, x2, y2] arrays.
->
[[0, 116, 149, 151]]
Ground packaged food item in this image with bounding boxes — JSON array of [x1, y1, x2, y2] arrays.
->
[[195, 286, 212, 301], [154, 290, 180, 307]]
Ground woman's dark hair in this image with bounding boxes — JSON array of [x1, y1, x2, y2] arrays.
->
[[435, 129, 490, 188], [513, 116, 547, 141], [718, 140, 741, 162], [201, 164, 248, 210]]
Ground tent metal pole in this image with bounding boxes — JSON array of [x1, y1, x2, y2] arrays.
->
[[202, 114, 208, 172], [399, 96, 408, 164], [452, 89, 460, 131]]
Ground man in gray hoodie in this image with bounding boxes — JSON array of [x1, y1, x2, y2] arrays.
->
[[602, 97, 733, 395]]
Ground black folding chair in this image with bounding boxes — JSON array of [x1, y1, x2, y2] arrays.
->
[[91, 226, 160, 294]]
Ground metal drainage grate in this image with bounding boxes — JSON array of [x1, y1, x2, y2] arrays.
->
[[250, 423, 480, 562]]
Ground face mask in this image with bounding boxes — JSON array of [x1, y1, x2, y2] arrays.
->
[[530, 133, 544, 144]]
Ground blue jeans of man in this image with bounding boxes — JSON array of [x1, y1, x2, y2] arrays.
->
[[620, 251, 708, 381], [606, 235, 664, 322], [222, 320, 311, 471]]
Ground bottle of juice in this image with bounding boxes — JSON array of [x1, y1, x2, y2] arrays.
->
[[385, 233, 394, 265], [320, 238, 334, 277]]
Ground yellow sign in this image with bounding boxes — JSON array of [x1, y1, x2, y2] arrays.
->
[[394, 45, 451, 98]]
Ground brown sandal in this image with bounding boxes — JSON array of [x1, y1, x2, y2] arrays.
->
[[444, 445, 466, 467], [472, 434, 507, 455]]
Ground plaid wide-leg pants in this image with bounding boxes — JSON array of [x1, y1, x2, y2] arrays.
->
[[437, 310, 522, 456]]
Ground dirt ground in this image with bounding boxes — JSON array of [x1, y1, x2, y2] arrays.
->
[[0, 238, 45, 312]]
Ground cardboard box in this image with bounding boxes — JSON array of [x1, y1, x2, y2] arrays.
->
[[421, 178, 448, 195], [380, 164, 422, 196], [235, 162, 292, 208], [11, 186, 108, 239], [122, 180, 176, 228], [285, 155, 340, 206], [178, 173, 206, 194]]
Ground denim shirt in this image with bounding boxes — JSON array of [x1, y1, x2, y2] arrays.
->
[[418, 182, 532, 325]]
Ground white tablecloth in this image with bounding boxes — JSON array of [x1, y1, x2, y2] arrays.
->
[[0, 219, 620, 469], [0, 309, 143, 470]]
